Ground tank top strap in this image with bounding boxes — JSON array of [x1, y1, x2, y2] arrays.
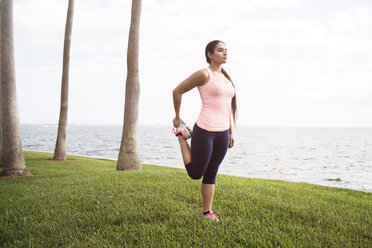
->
[[205, 67, 213, 78], [204, 67, 216, 84]]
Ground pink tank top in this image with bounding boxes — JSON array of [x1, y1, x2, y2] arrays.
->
[[196, 68, 235, 132]]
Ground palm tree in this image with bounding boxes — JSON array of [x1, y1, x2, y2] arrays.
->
[[117, 0, 142, 170], [0, 0, 3, 169], [53, 0, 74, 160], [0, 0, 31, 177]]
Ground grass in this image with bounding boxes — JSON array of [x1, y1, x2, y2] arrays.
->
[[0, 151, 371, 247]]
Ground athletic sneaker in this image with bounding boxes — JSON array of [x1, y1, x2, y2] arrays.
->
[[172, 120, 192, 140], [201, 211, 219, 222]]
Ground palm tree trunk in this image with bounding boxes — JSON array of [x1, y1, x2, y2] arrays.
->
[[117, 0, 142, 170], [53, 0, 74, 160], [0, 0, 3, 169], [0, 0, 31, 177]]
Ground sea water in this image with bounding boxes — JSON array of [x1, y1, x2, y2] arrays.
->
[[21, 124, 372, 192]]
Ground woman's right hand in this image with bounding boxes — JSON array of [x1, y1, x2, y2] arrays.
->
[[173, 117, 181, 128]]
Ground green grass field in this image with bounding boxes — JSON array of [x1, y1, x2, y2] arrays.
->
[[1, 151, 371, 247]]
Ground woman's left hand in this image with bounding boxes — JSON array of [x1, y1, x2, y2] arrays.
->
[[229, 132, 235, 148]]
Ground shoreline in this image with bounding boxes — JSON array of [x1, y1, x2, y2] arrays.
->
[[22, 149, 372, 193]]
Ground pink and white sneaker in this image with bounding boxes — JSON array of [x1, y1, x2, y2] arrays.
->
[[201, 211, 219, 222], [172, 120, 192, 140]]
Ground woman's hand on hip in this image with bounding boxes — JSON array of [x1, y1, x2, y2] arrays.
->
[[229, 133, 235, 148]]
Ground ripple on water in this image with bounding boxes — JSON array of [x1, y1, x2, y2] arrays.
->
[[20, 125, 372, 192]]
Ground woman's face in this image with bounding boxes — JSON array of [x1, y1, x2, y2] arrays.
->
[[209, 42, 227, 64]]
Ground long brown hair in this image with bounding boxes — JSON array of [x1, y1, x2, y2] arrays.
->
[[205, 40, 237, 125]]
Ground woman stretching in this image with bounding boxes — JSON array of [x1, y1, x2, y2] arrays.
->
[[172, 40, 237, 221]]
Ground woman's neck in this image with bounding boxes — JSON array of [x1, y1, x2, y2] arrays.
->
[[208, 63, 222, 74]]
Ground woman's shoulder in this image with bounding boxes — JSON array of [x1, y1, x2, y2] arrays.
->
[[193, 68, 209, 78], [193, 68, 210, 86]]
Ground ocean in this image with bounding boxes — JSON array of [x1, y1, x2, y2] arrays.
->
[[20, 124, 372, 192]]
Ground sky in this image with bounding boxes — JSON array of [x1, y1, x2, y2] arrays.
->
[[12, 0, 372, 127]]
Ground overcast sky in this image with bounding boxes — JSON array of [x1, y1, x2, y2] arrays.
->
[[13, 0, 372, 127]]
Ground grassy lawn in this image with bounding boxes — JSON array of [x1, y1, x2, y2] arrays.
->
[[1, 151, 371, 247]]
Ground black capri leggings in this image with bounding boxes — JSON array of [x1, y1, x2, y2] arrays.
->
[[185, 123, 230, 184]]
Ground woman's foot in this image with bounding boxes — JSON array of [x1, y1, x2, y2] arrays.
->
[[201, 211, 219, 222], [172, 120, 192, 140]]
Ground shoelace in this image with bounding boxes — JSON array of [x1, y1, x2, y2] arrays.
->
[[172, 124, 189, 135], [172, 128, 178, 135]]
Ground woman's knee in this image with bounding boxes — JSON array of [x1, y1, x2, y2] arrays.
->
[[187, 170, 203, 180], [185, 163, 203, 180], [189, 174, 203, 180]]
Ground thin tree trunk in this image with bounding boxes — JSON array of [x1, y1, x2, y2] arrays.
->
[[0, 0, 3, 168], [53, 0, 74, 160], [0, 0, 31, 177], [117, 0, 142, 170]]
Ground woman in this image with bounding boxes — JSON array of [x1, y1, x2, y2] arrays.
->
[[172, 40, 237, 221]]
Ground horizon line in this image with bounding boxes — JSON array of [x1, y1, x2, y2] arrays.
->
[[20, 123, 372, 128]]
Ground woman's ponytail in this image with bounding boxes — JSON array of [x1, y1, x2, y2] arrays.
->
[[221, 67, 237, 126]]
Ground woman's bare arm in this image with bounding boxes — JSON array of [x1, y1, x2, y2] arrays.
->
[[172, 69, 209, 126]]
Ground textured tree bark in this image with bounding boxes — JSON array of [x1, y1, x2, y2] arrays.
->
[[0, 0, 3, 169], [117, 0, 142, 170], [53, 0, 74, 160], [0, 0, 31, 176]]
